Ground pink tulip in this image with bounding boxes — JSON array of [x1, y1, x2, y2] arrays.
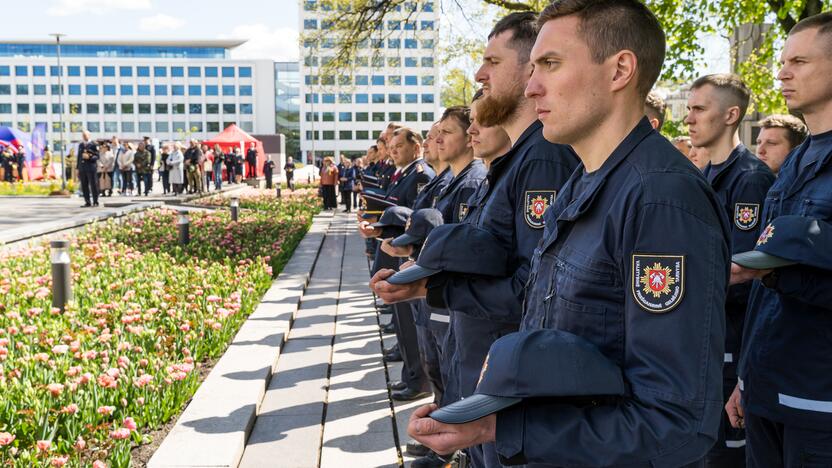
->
[[52, 344, 69, 354], [92, 461, 107, 468], [110, 428, 131, 440], [50, 456, 69, 467], [36, 440, 51, 452], [0, 432, 15, 446], [74, 436, 86, 450], [123, 417, 138, 431], [97, 405, 115, 416], [47, 383, 64, 397], [134, 374, 153, 388], [61, 404, 79, 415]]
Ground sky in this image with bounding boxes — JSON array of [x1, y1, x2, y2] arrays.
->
[[3, 0, 729, 77]]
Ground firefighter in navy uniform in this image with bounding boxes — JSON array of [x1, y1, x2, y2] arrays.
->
[[401, 2, 730, 467], [77, 130, 100, 207], [727, 12, 832, 468], [684, 73, 775, 467]]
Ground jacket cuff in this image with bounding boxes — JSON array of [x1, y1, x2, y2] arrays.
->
[[496, 404, 527, 465], [425, 273, 449, 309]]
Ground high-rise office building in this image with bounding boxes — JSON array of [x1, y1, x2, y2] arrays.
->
[[275, 61, 301, 160], [298, 0, 441, 163]]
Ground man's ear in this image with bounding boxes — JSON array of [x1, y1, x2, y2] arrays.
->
[[724, 106, 742, 127], [610, 50, 637, 93]]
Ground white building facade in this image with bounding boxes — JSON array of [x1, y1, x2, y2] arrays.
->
[[298, 0, 441, 163], [0, 40, 275, 149]]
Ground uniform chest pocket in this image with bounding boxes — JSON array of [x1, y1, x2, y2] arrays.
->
[[546, 296, 615, 359], [800, 197, 832, 220]]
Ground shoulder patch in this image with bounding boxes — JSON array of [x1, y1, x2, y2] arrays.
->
[[524, 190, 556, 229], [458, 203, 469, 221], [734, 203, 760, 231], [631, 254, 685, 313]]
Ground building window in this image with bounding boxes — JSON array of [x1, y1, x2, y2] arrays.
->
[[206, 85, 218, 96], [190, 122, 204, 132], [356, 130, 369, 140], [372, 93, 385, 103], [104, 85, 116, 95], [171, 66, 184, 77], [322, 112, 334, 122], [207, 104, 219, 114], [207, 122, 220, 132], [389, 75, 401, 85], [388, 57, 401, 67], [355, 56, 369, 67], [372, 56, 384, 67], [323, 131, 335, 140], [405, 94, 418, 103], [205, 67, 218, 77], [371, 75, 385, 86], [356, 94, 368, 104], [372, 112, 385, 122], [356, 112, 369, 122], [104, 121, 117, 132], [104, 104, 117, 114], [304, 19, 317, 29], [305, 112, 317, 122], [0, 65, 9, 76], [422, 39, 435, 49], [68, 66, 81, 76], [404, 21, 417, 31], [388, 39, 401, 48], [138, 85, 151, 96], [405, 75, 418, 86], [304, 57, 318, 67], [188, 66, 201, 77], [119, 66, 132, 77], [222, 67, 235, 77], [122, 122, 135, 132], [339, 93, 352, 103], [68, 84, 81, 95], [305, 131, 318, 140], [0, 85, 8, 95], [389, 94, 401, 103], [339, 130, 352, 140], [34, 104, 47, 114], [172, 85, 185, 96], [86, 104, 99, 114], [339, 112, 352, 121], [405, 112, 418, 121], [405, 57, 418, 67], [154, 85, 168, 96], [156, 121, 169, 132], [0, 104, 11, 113], [304, 0, 316, 10], [304, 75, 318, 85], [189, 85, 202, 96], [239, 85, 252, 96], [103, 66, 116, 77], [84, 66, 97, 76], [189, 103, 202, 114], [68, 103, 81, 114], [138, 122, 152, 133], [173, 121, 186, 133], [34, 85, 46, 95], [321, 75, 335, 85], [120, 85, 133, 96], [423, 1, 434, 11], [355, 75, 368, 86], [223, 103, 236, 114], [239, 67, 252, 77], [389, 112, 402, 121], [305, 93, 318, 104], [173, 104, 185, 114], [322, 93, 335, 104], [387, 20, 400, 30], [339, 75, 351, 86], [220, 85, 234, 96], [154, 66, 166, 77], [139, 104, 151, 114], [87, 122, 100, 132], [121, 104, 134, 114], [422, 112, 434, 121], [372, 130, 381, 139], [422, 94, 435, 103], [421, 57, 434, 67], [239, 104, 253, 115], [405, 39, 418, 49], [422, 76, 435, 85], [137, 66, 150, 77], [50, 85, 62, 95], [155, 104, 168, 114], [86, 85, 99, 95], [16, 85, 28, 95], [421, 20, 435, 30]]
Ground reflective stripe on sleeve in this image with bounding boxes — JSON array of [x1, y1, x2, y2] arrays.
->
[[724, 353, 733, 363], [725, 440, 746, 448], [429, 313, 450, 323], [778, 393, 832, 413]]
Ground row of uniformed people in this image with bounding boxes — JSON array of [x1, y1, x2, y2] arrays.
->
[[362, 2, 832, 468]]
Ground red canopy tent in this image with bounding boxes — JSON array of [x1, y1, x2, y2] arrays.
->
[[202, 124, 265, 177]]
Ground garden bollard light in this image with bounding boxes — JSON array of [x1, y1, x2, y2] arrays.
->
[[230, 197, 240, 222], [276, 186, 282, 198], [178, 211, 190, 245], [50, 240, 72, 310]]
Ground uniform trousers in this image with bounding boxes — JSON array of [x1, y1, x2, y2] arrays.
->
[[745, 410, 832, 468], [78, 165, 99, 205]]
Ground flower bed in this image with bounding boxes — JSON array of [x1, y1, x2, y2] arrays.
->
[[0, 181, 77, 197], [0, 192, 321, 467]]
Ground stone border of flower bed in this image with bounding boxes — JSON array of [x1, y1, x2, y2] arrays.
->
[[147, 211, 335, 468], [0, 202, 164, 247]]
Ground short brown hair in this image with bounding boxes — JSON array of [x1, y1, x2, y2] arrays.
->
[[758, 114, 808, 148], [489, 12, 539, 64], [537, 0, 666, 97], [387, 122, 403, 131], [790, 11, 832, 55], [393, 127, 424, 146], [441, 106, 472, 132], [644, 90, 666, 130], [691, 73, 751, 122]]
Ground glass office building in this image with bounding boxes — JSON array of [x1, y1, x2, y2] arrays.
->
[[275, 62, 301, 160]]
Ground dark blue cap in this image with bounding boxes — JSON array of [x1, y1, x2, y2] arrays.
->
[[360, 193, 396, 219], [371, 206, 413, 229], [386, 223, 508, 285], [732, 215, 832, 270], [429, 329, 626, 424], [390, 208, 445, 247]]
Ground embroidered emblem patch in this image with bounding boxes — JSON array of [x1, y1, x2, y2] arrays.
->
[[524, 190, 556, 229], [458, 203, 469, 221], [359, 197, 368, 211], [631, 254, 685, 313], [734, 203, 760, 231], [477, 354, 489, 386], [417, 183, 426, 194], [757, 223, 775, 246], [404, 216, 412, 233]]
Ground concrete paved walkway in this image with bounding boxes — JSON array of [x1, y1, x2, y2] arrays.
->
[[238, 212, 432, 468]]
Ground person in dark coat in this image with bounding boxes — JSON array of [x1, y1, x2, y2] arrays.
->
[[246, 143, 258, 179], [338, 158, 356, 212], [77, 130, 100, 207], [263, 157, 275, 189]]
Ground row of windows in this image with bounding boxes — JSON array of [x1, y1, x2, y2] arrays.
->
[[305, 38, 435, 50], [1, 84, 252, 97], [304, 0, 434, 12], [305, 123, 430, 141], [0, 102, 252, 114], [305, 74, 434, 87], [0, 65, 252, 78], [303, 55, 434, 68], [304, 19, 434, 30], [5, 120, 253, 134], [304, 89, 435, 104], [305, 110, 434, 122]]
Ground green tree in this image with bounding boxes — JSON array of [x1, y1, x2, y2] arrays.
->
[[313, 0, 831, 115], [441, 67, 478, 106]]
